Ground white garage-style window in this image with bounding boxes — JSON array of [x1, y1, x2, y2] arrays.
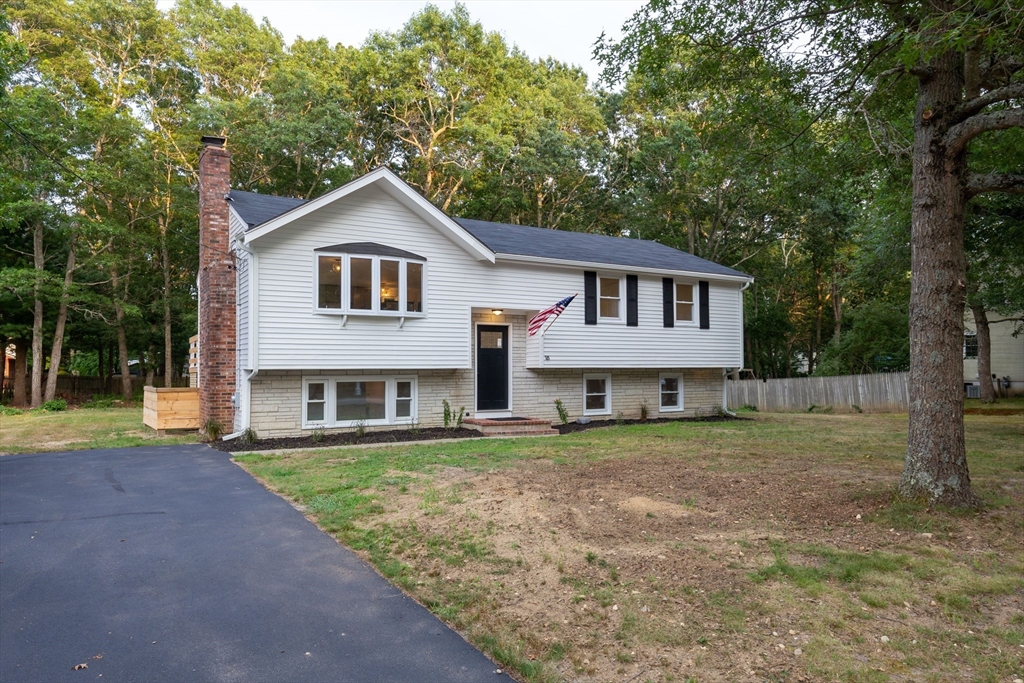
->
[[583, 373, 612, 415], [314, 244, 426, 316], [302, 376, 418, 428], [659, 374, 683, 412]]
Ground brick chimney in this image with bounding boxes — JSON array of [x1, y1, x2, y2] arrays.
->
[[197, 135, 236, 432]]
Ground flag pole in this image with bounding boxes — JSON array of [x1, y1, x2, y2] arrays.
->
[[540, 292, 578, 337]]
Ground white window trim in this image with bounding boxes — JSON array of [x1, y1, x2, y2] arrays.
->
[[301, 375, 418, 429], [674, 279, 698, 326], [583, 373, 612, 416], [312, 252, 428, 317], [658, 373, 684, 412], [598, 274, 625, 323]]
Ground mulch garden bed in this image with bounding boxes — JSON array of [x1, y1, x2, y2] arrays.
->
[[212, 426, 482, 452], [213, 414, 744, 452], [555, 413, 740, 434]]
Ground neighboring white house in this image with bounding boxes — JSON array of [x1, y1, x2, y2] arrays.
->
[[964, 311, 1024, 398], [195, 137, 753, 438]]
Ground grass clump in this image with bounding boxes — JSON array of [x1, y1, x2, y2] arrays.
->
[[40, 398, 67, 412]]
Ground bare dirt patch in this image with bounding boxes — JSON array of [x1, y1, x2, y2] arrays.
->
[[377, 456, 1024, 682]]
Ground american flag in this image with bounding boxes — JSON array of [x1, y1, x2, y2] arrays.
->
[[528, 294, 576, 337]]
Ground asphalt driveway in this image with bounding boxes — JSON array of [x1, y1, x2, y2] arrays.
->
[[0, 445, 509, 682]]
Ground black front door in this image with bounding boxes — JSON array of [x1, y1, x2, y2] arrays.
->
[[477, 325, 509, 411]]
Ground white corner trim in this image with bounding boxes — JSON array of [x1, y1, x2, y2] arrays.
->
[[241, 168, 495, 263]]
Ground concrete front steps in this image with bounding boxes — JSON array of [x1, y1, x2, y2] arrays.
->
[[463, 417, 559, 437]]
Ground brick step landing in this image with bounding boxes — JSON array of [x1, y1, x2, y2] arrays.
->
[[463, 417, 558, 437]]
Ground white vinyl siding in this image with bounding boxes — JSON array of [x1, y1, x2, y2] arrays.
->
[[253, 185, 746, 371]]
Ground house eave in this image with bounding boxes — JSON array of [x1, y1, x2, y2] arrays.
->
[[493, 252, 754, 284]]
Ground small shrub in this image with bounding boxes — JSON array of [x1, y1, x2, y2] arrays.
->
[[407, 419, 420, 436], [1, 405, 22, 416], [639, 398, 649, 422], [41, 398, 67, 412], [310, 425, 325, 443], [851, 404, 863, 413], [554, 398, 569, 425], [807, 404, 818, 413], [713, 404, 729, 417], [202, 418, 224, 441], [615, 411, 625, 426], [742, 403, 758, 412], [442, 399, 464, 430], [353, 419, 367, 438], [239, 427, 259, 446]]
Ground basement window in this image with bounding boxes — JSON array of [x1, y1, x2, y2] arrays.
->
[[302, 376, 418, 428]]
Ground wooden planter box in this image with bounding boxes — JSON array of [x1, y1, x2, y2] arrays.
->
[[143, 386, 201, 432]]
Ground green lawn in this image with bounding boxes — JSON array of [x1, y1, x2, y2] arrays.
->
[[0, 404, 200, 454], [235, 412, 1024, 683]]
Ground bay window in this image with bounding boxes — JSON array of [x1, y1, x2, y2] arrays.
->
[[314, 245, 426, 316]]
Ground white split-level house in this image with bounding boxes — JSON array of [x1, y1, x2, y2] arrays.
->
[[194, 136, 753, 438], [963, 311, 1024, 398]]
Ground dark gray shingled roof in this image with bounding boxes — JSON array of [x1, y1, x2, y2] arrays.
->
[[228, 190, 307, 228], [454, 219, 750, 279], [228, 190, 750, 279]]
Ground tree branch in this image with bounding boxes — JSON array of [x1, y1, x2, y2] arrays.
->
[[950, 82, 1024, 124], [966, 172, 1024, 198], [945, 107, 1024, 158]]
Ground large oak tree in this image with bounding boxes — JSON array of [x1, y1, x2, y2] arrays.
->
[[601, 0, 1024, 507]]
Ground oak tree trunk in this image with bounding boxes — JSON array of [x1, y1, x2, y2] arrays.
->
[[13, 339, 28, 407], [970, 305, 994, 402], [30, 221, 44, 408], [43, 241, 76, 403], [899, 49, 980, 508], [110, 267, 133, 401]]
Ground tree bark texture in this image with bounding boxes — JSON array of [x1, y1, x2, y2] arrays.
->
[[13, 339, 28, 407], [110, 267, 133, 401], [30, 221, 44, 408], [899, 49, 980, 508], [43, 240, 76, 403], [970, 305, 994, 402]]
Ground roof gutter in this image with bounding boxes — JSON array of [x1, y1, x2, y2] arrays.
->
[[493, 252, 754, 284]]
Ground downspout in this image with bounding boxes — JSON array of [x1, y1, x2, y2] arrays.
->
[[224, 236, 259, 440], [722, 280, 753, 418]]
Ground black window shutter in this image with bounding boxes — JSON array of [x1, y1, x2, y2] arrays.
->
[[699, 280, 710, 329], [584, 271, 597, 325], [626, 275, 638, 327], [662, 278, 674, 328]]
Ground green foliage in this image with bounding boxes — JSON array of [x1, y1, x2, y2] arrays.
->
[[310, 425, 325, 443], [1, 405, 23, 416], [442, 399, 465, 430], [239, 427, 259, 446], [40, 398, 67, 412], [202, 418, 224, 441], [815, 301, 910, 376], [554, 398, 569, 425]]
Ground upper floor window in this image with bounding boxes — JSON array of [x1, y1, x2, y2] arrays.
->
[[599, 276, 622, 320], [314, 243, 426, 316], [964, 332, 978, 359], [675, 282, 695, 324]]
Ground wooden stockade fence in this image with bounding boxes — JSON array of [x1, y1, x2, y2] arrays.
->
[[727, 371, 910, 413]]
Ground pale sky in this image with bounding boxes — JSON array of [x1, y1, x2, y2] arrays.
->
[[156, 0, 646, 85]]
